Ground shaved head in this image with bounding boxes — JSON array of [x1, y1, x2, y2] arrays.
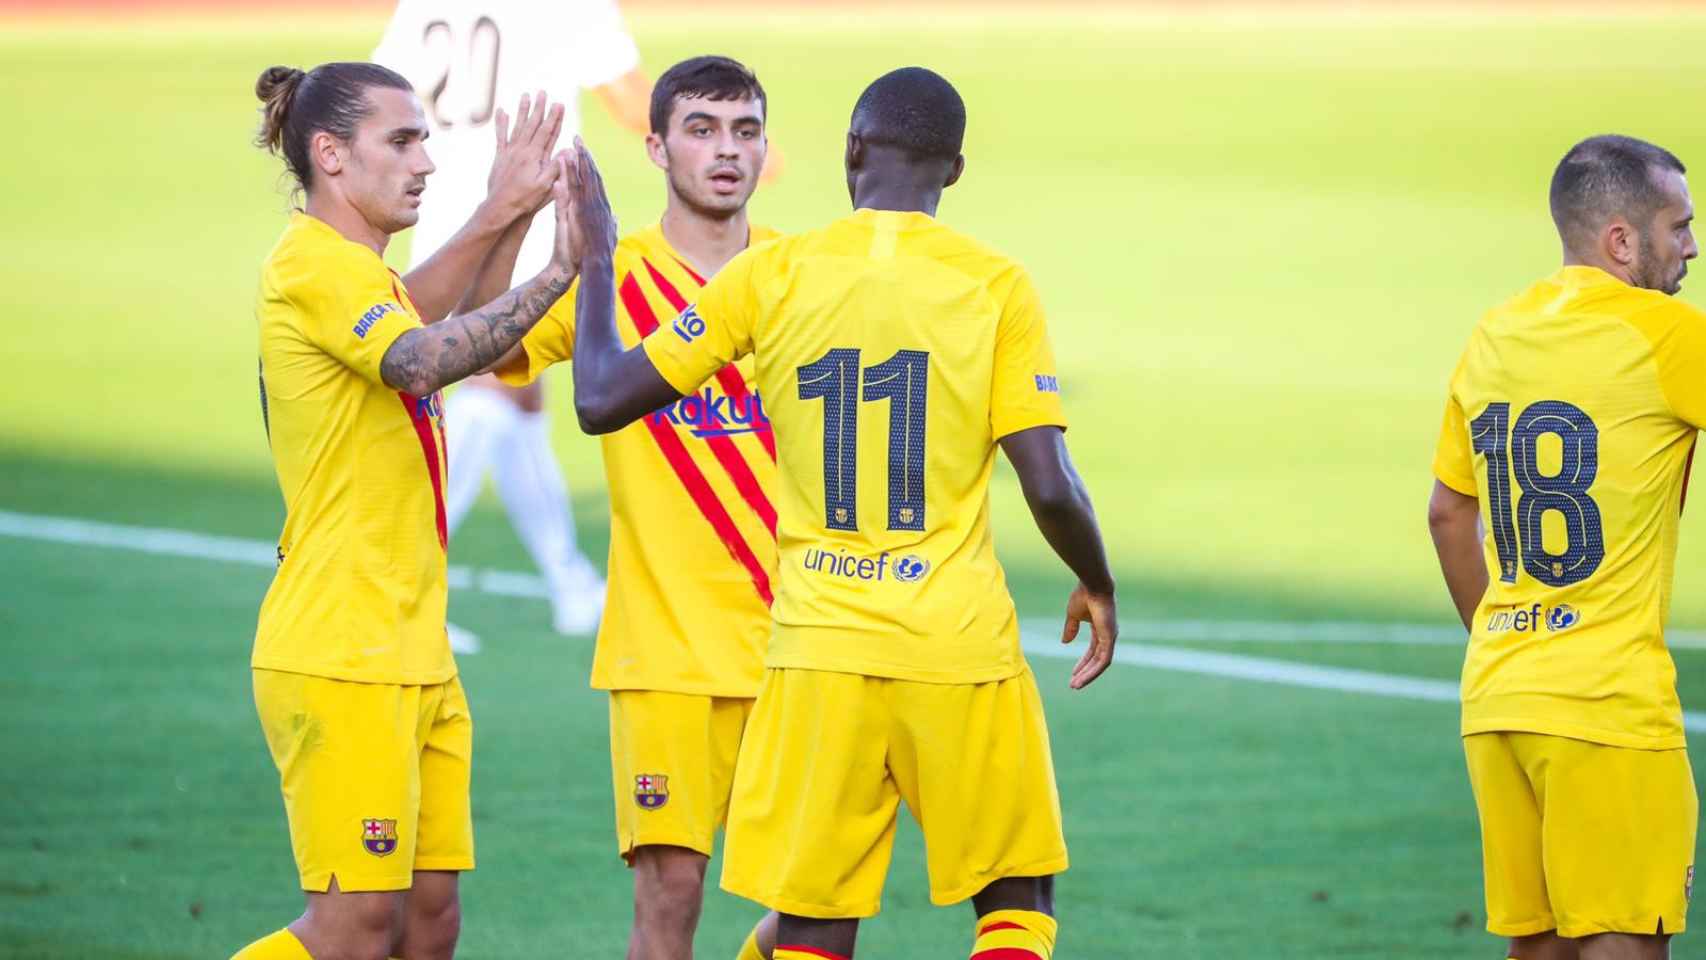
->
[[850, 66, 966, 162], [1550, 135, 1686, 248]]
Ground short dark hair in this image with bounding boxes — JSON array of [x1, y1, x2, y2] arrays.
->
[[648, 56, 766, 136], [255, 62, 412, 196], [850, 67, 965, 162], [1549, 134, 1687, 240]]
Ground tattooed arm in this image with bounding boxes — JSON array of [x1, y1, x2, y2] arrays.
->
[[380, 267, 572, 396]]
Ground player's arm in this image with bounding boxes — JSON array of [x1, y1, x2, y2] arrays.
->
[[561, 141, 689, 433], [403, 93, 565, 324], [1428, 389, 1486, 631], [1428, 481, 1485, 631], [1000, 427, 1118, 689], [455, 214, 532, 374], [378, 158, 579, 397]]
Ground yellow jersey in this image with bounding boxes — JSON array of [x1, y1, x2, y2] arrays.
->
[[254, 212, 454, 685], [499, 223, 781, 697], [1434, 265, 1706, 749], [644, 208, 1068, 685]]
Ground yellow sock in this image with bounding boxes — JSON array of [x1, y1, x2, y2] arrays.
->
[[971, 909, 1057, 959], [737, 926, 768, 960], [231, 928, 311, 960], [775, 948, 847, 960]]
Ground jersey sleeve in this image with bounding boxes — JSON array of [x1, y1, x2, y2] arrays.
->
[[495, 278, 578, 386], [1432, 392, 1478, 496], [990, 267, 1069, 439], [1637, 302, 1706, 428], [288, 260, 421, 387], [642, 245, 762, 395]]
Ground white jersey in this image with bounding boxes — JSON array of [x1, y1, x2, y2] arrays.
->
[[374, 0, 640, 273]]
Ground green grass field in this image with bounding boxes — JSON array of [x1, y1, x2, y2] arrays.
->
[[6, 7, 1706, 958]]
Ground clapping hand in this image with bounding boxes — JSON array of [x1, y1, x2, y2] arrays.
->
[[486, 90, 566, 221], [550, 136, 618, 277]]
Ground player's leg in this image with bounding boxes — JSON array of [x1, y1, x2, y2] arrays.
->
[[395, 677, 476, 960], [721, 670, 899, 959], [1505, 931, 1578, 960], [888, 668, 1068, 959], [735, 910, 779, 960], [1532, 736, 1695, 959], [490, 377, 605, 635], [629, 845, 709, 960], [610, 691, 744, 957], [237, 672, 424, 960], [1574, 933, 1669, 959], [774, 916, 857, 959], [1463, 733, 1559, 956]]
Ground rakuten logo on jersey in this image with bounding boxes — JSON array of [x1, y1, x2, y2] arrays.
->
[[1485, 602, 1583, 634], [648, 389, 770, 438]]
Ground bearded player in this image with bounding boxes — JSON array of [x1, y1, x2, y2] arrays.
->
[[1430, 134, 1699, 960], [560, 66, 1119, 960], [462, 55, 783, 960], [233, 64, 579, 960]]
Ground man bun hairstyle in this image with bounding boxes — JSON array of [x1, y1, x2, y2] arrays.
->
[[1549, 134, 1687, 243], [851, 66, 966, 162], [649, 55, 767, 136], [254, 61, 413, 194]]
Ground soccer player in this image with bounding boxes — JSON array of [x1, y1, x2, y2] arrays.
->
[[1429, 135, 1700, 960], [372, 0, 655, 643], [560, 66, 1119, 960], [233, 63, 578, 960], [469, 55, 783, 960]]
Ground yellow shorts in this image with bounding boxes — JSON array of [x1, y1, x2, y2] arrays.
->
[[253, 669, 475, 892], [1464, 731, 1697, 939], [608, 689, 754, 862], [720, 667, 1068, 919]]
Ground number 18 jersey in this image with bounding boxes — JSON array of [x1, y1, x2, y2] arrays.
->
[[1434, 265, 1706, 749], [644, 209, 1068, 684]]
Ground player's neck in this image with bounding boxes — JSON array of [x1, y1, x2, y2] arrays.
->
[[660, 203, 752, 277], [851, 186, 941, 217], [305, 193, 390, 257], [1561, 246, 1635, 286]]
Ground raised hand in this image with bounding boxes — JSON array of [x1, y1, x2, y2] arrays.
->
[[485, 90, 566, 221], [556, 137, 618, 272], [1061, 583, 1118, 689]]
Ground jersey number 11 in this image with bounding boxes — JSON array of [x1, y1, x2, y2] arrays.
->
[[797, 348, 929, 534]]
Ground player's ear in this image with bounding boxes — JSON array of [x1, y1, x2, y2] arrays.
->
[[310, 129, 345, 179], [845, 131, 864, 174], [944, 153, 965, 189], [1606, 218, 1638, 267], [645, 131, 669, 173]]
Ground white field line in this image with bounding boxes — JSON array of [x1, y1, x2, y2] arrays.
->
[[4, 508, 1705, 732]]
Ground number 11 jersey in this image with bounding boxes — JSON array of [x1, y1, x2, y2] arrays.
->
[[1434, 265, 1706, 749], [644, 209, 1068, 684]]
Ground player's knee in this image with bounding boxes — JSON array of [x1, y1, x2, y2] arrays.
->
[[308, 894, 403, 960], [633, 846, 708, 921]]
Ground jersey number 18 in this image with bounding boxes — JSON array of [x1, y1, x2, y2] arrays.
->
[[1470, 399, 1605, 587]]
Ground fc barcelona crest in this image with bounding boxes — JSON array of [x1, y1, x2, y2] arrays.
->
[[361, 818, 399, 857], [635, 774, 669, 810]]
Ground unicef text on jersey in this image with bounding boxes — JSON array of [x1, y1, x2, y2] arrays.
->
[[1484, 602, 1582, 634], [802, 548, 931, 584]]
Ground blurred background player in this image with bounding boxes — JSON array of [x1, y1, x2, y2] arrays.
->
[[560, 66, 1119, 960], [1430, 135, 1700, 960], [237, 62, 575, 960], [372, 0, 653, 647], [477, 56, 783, 960]]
